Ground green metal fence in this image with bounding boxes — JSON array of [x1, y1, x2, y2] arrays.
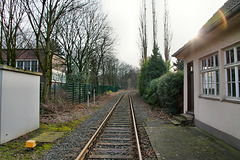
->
[[48, 83, 121, 104]]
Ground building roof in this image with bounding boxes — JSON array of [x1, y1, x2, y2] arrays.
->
[[201, 0, 240, 34], [173, 0, 240, 58], [2, 49, 45, 60]]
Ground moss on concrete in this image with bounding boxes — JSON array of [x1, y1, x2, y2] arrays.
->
[[0, 115, 91, 159]]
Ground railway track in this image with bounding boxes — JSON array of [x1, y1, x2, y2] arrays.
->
[[75, 92, 142, 160]]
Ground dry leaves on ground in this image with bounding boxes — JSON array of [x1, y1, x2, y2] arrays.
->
[[40, 90, 124, 124], [134, 93, 173, 121]]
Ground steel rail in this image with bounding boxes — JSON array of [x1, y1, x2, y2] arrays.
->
[[129, 92, 143, 160], [75, 92, 125, 160]]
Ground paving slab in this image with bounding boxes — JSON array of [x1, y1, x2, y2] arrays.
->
[[32, 132, 64, 143], [145, 119, 240, 160]]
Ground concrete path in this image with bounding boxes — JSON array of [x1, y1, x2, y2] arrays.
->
[[145, 119, 240, 160]]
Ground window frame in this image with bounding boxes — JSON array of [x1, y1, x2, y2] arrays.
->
[[224, 46, 240, 99], [16, 59, 39, 72], [24, 60, 31, 70], [200, 53, 220, 97], [31, 60, 38, 72], [16, 60, 24, 69]]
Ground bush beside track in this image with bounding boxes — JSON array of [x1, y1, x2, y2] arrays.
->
[[142, 71, 184, 114]]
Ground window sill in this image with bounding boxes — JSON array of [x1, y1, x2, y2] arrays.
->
[[199, 95, 240, 104], [222, 98, 240, 104], [199, 95, 220, 101]]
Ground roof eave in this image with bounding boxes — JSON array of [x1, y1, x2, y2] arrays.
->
[[172, 0, 240, 59]]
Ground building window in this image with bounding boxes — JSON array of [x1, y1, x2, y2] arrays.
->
[[201, 54, 219, 96], [16, 61, 24, 69], [224, 46, 240, 98], [31, 60, 38, 72], [24, 61, 30, 70], [16, 60, 38, 72]]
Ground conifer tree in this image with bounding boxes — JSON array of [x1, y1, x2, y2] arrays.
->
[[138, 46, 167, 96], [146, 46, 167, 84]]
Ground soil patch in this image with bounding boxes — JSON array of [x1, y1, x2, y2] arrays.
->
[[41, 90, 124, 123]]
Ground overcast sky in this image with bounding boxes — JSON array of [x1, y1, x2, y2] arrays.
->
[[100, 0, 228, 68]]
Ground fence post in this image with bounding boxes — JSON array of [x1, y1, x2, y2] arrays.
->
[[96, 85, 98, 96], [78, 81, 81, 103], [54, 83, 56, 103], [72, 83, 75, 104], [83, 84, 86, 102], [87, 90, 90, 107], [93, 88, 95, 105]]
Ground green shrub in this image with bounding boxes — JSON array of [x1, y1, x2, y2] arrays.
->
[[145, 48, 167, 87], [138, 60, 148, 96], [146, 71, 184, 114], [145, 78, 159, 105], [138, 47, 166, 96]]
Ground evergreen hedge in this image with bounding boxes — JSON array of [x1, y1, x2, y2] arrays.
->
[[146, 71, 184, 114]]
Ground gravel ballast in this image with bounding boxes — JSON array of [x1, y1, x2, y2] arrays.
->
[[42, 91, 157, 160], [132, 92, 158, 160], [42, 93, 123, 160]]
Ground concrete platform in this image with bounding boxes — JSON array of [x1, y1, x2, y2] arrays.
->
[[145, 119, 240, 160]]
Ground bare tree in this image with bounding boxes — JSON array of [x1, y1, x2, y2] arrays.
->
[[56, 1, 116, 86], [116, 62, 139, 89], [0, 0, 25, 67], [152, 0, 157, 48], [139, 0, 147, 64], [100, 54, 118, 86], [0, 0, 5, 64], [80, 4, 111, 85], [24, 0, 87, 103], [79, 4, 115, 85], [90, 28, 115, 85], [164, 0, 172, 64], [56, 11, 80, 81], [97, 53, 139, 89]]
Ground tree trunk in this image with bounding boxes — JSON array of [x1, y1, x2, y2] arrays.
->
[[41, 32, 51, 103], [0, 1, 3, 64], [11, 48, 16, 67], [102, 64, 105, 86], [48, 53, 53, 96], [94, 72, 99, 86], [41, 68, 50, 104], [152, 0, 157, 48], [0, 26, 3, 64]]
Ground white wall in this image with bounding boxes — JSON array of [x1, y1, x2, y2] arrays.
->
[[182, 14, 240, 148], [0, 66, 41, 144], [196, 99, 240, 138]]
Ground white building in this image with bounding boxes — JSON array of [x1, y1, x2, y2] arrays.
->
[[0, 65, 41, 144], [173, 0, 240, 150]]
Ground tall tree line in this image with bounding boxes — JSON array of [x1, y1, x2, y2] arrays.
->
[[139, 0, 173, 66], [0, 0, 26, 67], [138, 0, 174, 96], [0, 0, 139, 103], [139, 0, 147, 64], [164, 0, 172, 70]]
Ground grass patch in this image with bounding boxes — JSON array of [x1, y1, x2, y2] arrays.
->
[[41, 115, 91, 133], [90, 105, 102, 112], [0, 115, 91, 160]]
